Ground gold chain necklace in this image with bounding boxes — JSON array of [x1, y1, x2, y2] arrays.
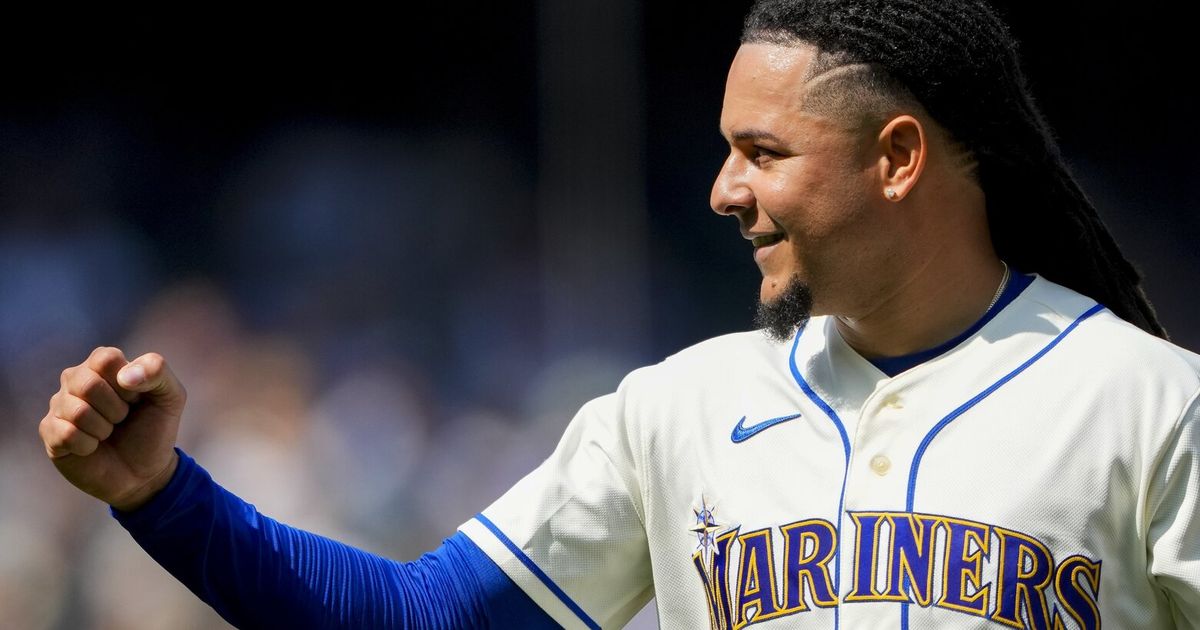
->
[[986, 260, 1011, 312]]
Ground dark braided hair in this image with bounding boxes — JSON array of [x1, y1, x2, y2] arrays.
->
[[743, 0, 1167, 338]]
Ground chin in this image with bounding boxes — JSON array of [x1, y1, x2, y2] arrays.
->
[[754, 273, 815, 342], [758, 276, 790, 302]]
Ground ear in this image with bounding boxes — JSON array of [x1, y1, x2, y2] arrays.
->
[[875, 114, 926, 202]]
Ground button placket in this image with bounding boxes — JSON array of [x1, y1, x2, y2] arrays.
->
[[869, 454, 891, 475], [852, 390, 906, 481]]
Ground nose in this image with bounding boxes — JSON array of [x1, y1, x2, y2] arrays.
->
[[710, 152, 754, 217]]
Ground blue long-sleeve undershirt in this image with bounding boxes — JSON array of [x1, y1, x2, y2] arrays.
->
[[111, 448, 560, 629]]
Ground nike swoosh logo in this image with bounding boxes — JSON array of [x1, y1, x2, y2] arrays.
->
[[730, 412, 803, 443]]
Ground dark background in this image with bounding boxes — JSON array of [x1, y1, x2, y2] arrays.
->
[[2, 3, 1194, 365], [0, 3, 1194, 628]]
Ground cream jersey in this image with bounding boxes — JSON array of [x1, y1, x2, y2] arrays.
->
[[459, 275, 1200, 629]]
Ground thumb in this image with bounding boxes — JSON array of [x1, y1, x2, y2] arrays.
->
[[116, 363, 148, 389], [116, 353, 186, 405]]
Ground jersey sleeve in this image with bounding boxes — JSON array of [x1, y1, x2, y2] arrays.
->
[[112, 448, 562, 629], [1146, 388, 1200, 627], [458, 389, 653, 629]]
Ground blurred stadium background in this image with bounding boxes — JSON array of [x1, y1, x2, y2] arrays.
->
[[0, 3, 1195, 628]]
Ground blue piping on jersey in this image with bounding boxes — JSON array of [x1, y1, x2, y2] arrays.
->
[[474, 513, 602, 630], [789, 322, 852, 630], [897, 302, 1105, 630], [903, 303, 1105, 508], [868, 272, 1034, 377]]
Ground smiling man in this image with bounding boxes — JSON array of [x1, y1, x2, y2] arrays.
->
[[38, 1, 1199, 628], [719, 42, 1003, 357]]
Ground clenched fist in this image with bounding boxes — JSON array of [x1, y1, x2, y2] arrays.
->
[[39, 346, 187, 512]]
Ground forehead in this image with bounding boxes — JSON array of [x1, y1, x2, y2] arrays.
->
[[720, 42, 824, 139]]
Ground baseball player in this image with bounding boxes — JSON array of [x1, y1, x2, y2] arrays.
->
[[38, 1, 1199, 628]]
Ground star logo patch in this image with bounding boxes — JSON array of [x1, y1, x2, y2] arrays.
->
[[690, 495, 727, 567]]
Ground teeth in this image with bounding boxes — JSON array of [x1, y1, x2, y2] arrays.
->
[[752, 234, 784, 247]]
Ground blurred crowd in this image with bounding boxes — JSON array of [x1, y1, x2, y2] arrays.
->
[[0, 125, 659, 629], [0, 272, 652, 629]]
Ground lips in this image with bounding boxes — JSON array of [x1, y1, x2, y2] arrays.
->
[[751, 232, 785, 266], [751, 233, 785, 248]]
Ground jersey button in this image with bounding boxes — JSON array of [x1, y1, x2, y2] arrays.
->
[[883, 394, 904, 409], [870, 455, 891, 476]]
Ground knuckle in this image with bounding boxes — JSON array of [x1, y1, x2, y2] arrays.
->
[[88, 346, 112, 361], [78, 372, 106, 397], [59, 423, 96, 451], [59, 367, 73, 385], [88, 346, 125, 370], [66, 401, 91, 424], [37, 415, 54, 442], [41, 417, 72, 448], [57, 421, 80, 444]]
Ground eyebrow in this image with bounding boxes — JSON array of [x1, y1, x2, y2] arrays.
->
[[726, 128, 786, 144]]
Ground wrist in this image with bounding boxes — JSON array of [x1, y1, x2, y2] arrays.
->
[[110, 451, 181, 513]]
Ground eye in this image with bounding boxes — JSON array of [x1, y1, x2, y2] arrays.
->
[[752, 145, 782, 164]]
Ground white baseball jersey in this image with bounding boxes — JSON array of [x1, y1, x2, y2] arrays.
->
[[459, 274, 1200, 629]]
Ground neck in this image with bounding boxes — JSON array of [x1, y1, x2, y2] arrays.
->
[[834, 253, 1006, 359]]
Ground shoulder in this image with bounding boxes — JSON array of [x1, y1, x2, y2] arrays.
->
[[1023, 275, 1200, 384], [1015, 276, 1200, 451], [662, 328, 786, 368], [598, 328, 797, 426], [621, 328, 789, 388]]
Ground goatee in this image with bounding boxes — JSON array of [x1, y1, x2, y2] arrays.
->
[[754, 274, 814, 342]]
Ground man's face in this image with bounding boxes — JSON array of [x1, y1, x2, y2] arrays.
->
[[711, 43, 888, 323]]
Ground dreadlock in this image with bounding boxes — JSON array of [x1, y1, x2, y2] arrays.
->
[[742, 0, 1167, 338]]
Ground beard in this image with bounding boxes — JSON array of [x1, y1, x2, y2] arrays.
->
[[754, 273, 814, 343]]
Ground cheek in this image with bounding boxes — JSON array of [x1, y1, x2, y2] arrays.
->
[[766, 169, 866, 241], [780, 174, 882, 283]]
